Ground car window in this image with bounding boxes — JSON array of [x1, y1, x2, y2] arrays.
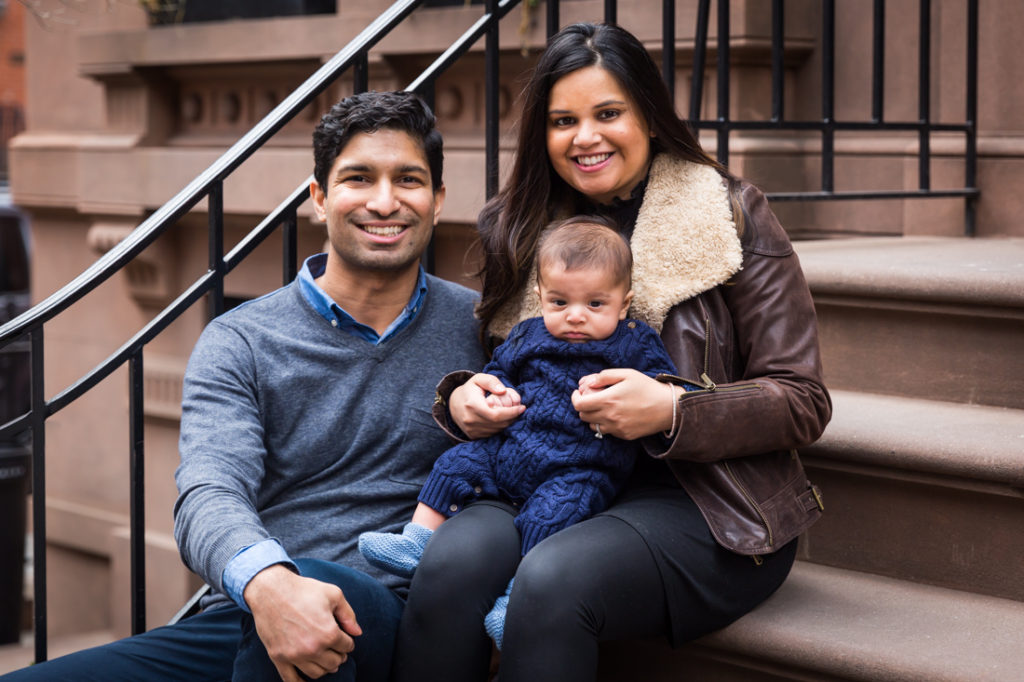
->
[[0, 214, 29, 293]]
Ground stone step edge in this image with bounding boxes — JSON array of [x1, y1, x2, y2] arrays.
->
[[800, 389, 1024, 488], [794, 236, 1024, 309], [688, 561, 1024, 682]]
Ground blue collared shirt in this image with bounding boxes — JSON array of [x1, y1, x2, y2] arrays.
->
[[221, 253, 429, 609], [298, 253, 428, 345]]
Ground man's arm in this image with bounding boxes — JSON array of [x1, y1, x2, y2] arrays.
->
[[174, 319, 360, 679], [174, 320, 276, 592]]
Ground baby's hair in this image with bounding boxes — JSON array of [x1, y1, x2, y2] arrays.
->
[[536, 215, 632, 289]]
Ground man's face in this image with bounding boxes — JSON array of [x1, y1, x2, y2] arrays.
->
[[311, 128, 444, 278]]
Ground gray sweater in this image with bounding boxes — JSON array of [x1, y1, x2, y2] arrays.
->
[[173, 274, 487, 600]]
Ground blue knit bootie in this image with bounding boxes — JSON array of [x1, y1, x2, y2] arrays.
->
[[483, 578, 514, 651], [358, 522, 433, 578]]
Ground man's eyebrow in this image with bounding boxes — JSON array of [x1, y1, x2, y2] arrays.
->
[[333, 163, 429, 178], [333, 163, 371, 178], [397, 164, 429, 175]]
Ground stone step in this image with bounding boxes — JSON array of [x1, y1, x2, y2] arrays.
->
[[598, 561, 1024, 682], [799, 389, 1024, 601], [794, 236, 1024, 410], [0, 630, 115, 675]]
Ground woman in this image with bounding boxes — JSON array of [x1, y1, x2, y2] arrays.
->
[[392, 22, 831, 682]]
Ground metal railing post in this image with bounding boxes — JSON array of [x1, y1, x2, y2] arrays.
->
[[30, 329, 46, 663], [689, 0, 710, 125], [485, 0, 500, 199], [821, 0, 835, 193], [128, 351, 146, 635], [283, 208, 299, 286], [918, 0, 931, 190], [770, 0, 784, 123], [872, 0, 885, 123], [964, 0, 978, 236], [662, 0, 675, 102], [208, 181, 225, 321], [715, 0, 730, 166]]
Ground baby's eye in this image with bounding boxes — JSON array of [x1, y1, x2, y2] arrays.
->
[[589, 300, 604, 308], [552, 299, 567, 307]]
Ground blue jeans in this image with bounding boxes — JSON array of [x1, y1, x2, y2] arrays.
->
[[1, 559, 404, 682]]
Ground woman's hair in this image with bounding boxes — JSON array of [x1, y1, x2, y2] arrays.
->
[[475, 22, 736, 340], [536, 215, 632, 290]]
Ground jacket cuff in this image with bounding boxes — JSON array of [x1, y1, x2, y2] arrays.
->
[[432, 370, 476, 443], [418, 470, 473, 517]]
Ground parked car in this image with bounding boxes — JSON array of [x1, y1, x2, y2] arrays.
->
[[0, 202, 30, 645], [0, 203, 30, 440]]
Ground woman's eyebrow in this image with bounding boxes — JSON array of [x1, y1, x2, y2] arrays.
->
[[549, 99, 626, 115]]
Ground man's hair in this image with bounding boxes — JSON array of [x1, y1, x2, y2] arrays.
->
[[312, 90, 444, 193], [536, 215, 632, 289]]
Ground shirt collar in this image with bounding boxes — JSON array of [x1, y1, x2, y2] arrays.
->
[[297, 253, 428, 345]]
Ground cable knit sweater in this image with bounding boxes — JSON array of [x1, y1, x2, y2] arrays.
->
[[418, 316, 679, 554]]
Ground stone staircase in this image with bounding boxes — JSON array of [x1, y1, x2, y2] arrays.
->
[[599, 236, 1024, 681], [3, 237, 1020, 679]]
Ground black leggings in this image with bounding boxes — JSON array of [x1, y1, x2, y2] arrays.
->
[[392, 492, 796, 682]]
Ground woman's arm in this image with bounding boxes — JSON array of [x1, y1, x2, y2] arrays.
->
[[650, 185, 832, 462]]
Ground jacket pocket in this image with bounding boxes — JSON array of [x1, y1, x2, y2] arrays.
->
[[675, 449, 822, 555]]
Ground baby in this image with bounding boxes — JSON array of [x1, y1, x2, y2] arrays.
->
[[359, 215, 694, 647]]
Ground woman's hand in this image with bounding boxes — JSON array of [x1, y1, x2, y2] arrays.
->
[[449, 373, 525, 439], [572, 369, 675, 441]]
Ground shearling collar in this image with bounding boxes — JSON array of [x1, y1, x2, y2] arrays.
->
[[488, 154, 743, 339]]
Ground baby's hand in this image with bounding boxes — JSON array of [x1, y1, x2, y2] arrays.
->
[[485, 387, 522, 408], [577, 375, 605, 395]]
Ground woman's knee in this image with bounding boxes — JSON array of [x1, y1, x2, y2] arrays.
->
[[415, 502, 520, 598], [509, 537, 595, 629]]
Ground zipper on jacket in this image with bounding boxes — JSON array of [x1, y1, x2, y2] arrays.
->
[[702, 311, 712, 381], [723, 460, 774, 548], [691, 298, 761, 395]]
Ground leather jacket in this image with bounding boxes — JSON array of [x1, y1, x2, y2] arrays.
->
[[437, 154, 831, 556]]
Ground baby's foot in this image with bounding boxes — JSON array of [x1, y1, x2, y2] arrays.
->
[[483, 578, 514, 650], [358, 523, 433, 578]]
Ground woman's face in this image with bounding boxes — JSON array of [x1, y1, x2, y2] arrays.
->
[[546, 65, 652, 205]]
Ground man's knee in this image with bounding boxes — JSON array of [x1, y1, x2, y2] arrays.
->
[[292, 558, 402, 627]]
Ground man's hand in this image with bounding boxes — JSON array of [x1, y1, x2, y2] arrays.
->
[[449, 373, 525, 439], [244, 564, 362, 681]]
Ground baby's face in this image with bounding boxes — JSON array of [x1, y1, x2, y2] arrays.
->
[[535, 264, 632, 343]]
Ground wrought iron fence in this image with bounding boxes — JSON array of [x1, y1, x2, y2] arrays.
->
[[0, 0, 978, 663]]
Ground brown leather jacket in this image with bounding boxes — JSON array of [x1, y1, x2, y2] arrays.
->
[[437, 154, 831, 556]]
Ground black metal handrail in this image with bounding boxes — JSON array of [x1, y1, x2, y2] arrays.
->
[[0, 0, 978, 664], [687, 0, 979, 233]]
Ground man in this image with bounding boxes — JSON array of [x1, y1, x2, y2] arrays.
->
[[2, 91, 488, 681]]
